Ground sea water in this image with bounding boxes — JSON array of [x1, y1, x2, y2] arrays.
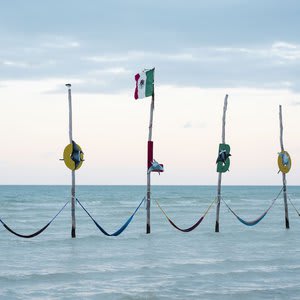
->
[[0, 185, 300, 300]]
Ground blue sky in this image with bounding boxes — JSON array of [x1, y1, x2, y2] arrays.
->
[[0, 1, 300, 184]]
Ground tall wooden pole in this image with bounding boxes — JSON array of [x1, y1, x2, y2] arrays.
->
[[66, 83, 76, 238], [215, 94, 228, 232], [146, 92, 155, 234], [279, 105, 290, 229]]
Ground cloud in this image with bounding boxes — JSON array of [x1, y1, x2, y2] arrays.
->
[[1, 35, 300, 94], [41, 41, 80, 49], [213, 42, 300, 62], [2, 60, 30, 68], [271, 42, 300, 61], [85, 55, 129, 63], [88, 67, 131, 75], [183, 121, 192, 128], [183, 121, 206, 129]]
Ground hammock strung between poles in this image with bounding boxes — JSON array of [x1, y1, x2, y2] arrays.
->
[[76, 197, 145, 236], [0, 200, 69, 238], [221, 188, 283, 226], [155, 197, 216, 232]]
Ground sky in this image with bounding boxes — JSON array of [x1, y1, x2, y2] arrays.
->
[[0, 0, 300, 185]]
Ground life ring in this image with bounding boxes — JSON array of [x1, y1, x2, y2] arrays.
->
[[63, 141, 84, 171], [277, 151, 291, 174]]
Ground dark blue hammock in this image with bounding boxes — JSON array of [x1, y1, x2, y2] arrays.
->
[[0, 200, 69, 238], [76, 197, 145, 236]]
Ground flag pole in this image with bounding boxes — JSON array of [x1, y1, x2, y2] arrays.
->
[[215, 94, 228, 232], [146, 90, 155, 234], [66, 83, 76, 238], [279, 105, 290, 229]]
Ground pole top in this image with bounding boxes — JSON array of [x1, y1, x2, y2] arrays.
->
[[65, 83, 72, 88]]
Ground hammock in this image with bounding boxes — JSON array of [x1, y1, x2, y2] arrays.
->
[[221, 188, 283, 226], [76, 197, 145, 236], [155, 197, 216, 232], [0, 200, 69, 238]]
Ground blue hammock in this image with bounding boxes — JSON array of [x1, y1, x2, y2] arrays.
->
[[76, 197, 145, 236], [232, 209, 269, 226], [221, 189, 282, 227]]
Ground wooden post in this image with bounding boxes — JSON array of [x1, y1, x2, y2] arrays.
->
[[279, 105, 290, 229], [215, 94, 228, 232], [146, 92, 155, 234], [66, 83, 76, 238]]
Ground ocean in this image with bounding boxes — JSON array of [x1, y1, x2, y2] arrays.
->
[[0, 185, 300, 299]]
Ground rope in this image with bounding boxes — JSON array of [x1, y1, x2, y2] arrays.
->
[[0, 200, 69, 238], [288, 196, 300, 216], [76, 197, 145, 236], [221, 188, 283, 226], [155, 197, 216, 232]]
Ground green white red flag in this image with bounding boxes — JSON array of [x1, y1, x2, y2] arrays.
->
[[134, 68, 154, 100]]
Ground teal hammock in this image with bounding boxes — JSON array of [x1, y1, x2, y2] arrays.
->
[[221, 188, 283, 226], [0, 200, 69, 238], [76, 197, 145, 236]]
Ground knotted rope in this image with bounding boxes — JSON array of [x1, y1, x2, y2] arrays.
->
[[155, 197, 216, 232], [76, 197, 145, 236], [0, 200, 69, 238], [221, 188, 283, 226]]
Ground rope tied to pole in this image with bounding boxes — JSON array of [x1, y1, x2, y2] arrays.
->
[[288, 196, 300, 216], [221, 188, 283, 226], [76, 197, 145, 236], [155, 197, 217, 232], [0, 200, 69, 238]]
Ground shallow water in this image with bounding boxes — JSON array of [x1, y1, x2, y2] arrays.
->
[[0, 185, 300, 299]]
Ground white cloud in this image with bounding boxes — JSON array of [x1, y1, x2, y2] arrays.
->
[[1, 59, 60, 70], [271, 41, 300, 60], [84, 49, 223, 64], [89, 67, 131, 75], [85, 55, 129, 63], [2, 60, 30, 68], [41, 41, 80, 49], [38, 34, 81, 49], [213, 42, 300, 62], [1, 39, 300, 93], [183, 121, 192, 128], [183, 121, 206, 128], [84, 42, 300, 67]]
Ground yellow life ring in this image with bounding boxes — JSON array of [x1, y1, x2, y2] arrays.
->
[[277, 151, 291, 174], [63, 141, 84, 171]]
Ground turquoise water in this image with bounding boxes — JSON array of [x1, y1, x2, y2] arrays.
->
[[0, 185, 300, 299]]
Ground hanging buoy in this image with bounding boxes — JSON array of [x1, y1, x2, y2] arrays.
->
[[278, 151, 291, 174], [216, 143, 231, 173], [63, 141, 84, 170]]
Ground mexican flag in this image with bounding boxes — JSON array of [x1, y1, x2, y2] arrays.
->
[[134, 68, 154, 100]]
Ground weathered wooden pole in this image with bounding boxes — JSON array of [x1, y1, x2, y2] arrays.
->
[[146, 92, 155, 234], [279, 105, 290, 229], [215, 94, 228, 232], [66, 83, 76, 238]]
